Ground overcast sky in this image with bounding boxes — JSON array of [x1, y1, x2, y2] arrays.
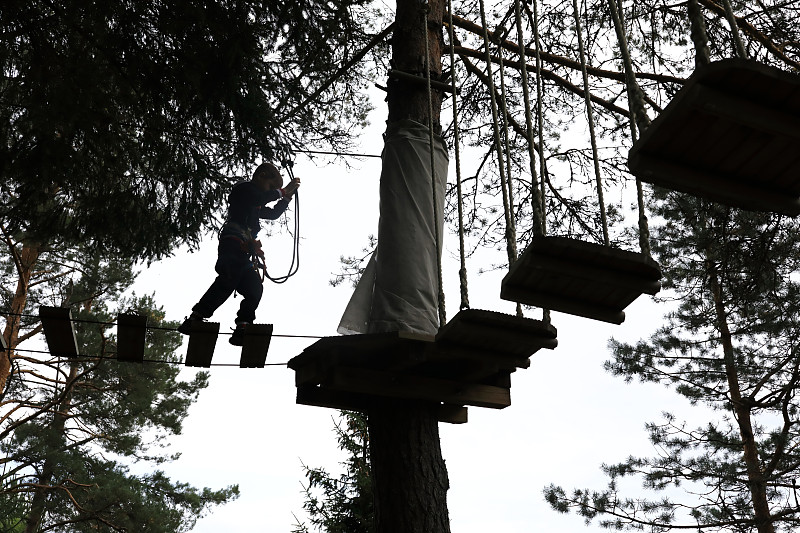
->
[[126, 101, 701, 533]]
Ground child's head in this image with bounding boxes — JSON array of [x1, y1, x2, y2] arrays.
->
[[253, 162, 283, 191]]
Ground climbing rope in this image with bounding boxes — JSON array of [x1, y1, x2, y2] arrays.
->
[[261, 161, 301, 284], [422, 0, 447, 326], [572, 0, 610, 246], [447, 0, 470, 311], [513, 0, 545, 238], [478, 0, 518, 274]]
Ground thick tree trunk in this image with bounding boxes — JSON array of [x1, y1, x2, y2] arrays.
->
[[1, 243, 40, 395], [368, 400, 451, 533], [709, 270, 775, 533], [364, 1, 451, 532], [387, 0, 445, 130]]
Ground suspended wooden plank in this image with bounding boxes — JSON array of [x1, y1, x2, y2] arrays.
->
[[296, 386, 468, 424], [239, 323, 273, 368], [628, 58, 800, 215], [500, 236, 661, 324], [437, 308, 557, 360], [39, 306, 79, 358], [117, 314, 147, 363], [184, 322, 220, 368]]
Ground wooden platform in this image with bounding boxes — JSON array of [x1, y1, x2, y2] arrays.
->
[[500, 236, 661, 324], [628, 58, 800, 215], [288, 309, 557, 424]]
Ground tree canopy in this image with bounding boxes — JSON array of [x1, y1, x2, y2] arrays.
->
[[0, 0, 380, 260]]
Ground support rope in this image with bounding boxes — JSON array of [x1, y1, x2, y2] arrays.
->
[[479, 0, 519, 283], [494, 28, 523, 317], [422, 0, 447, 327], [527, 0, 548, 237], [447, 0, 470, 311], [721, 0, 748, 59], [572, 0, 610, 246], [607, 0, 653, 258]]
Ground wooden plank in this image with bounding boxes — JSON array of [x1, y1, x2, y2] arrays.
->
[[239, 323, 273, 368], [117, 314, 147, 363], [501, 285, 627, 324], [39, 306, 79, 358], [296, 386, 468, 424], [327, 366, 511, 409], [629, 151, 800, 215], [436, 308, 557, 360], [184, 322, 219, 368]]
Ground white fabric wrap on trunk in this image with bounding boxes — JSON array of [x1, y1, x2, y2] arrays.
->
[[338, 119, 448, 336]]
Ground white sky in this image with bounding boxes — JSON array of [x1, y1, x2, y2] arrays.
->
[[127, 104, 701, 533]]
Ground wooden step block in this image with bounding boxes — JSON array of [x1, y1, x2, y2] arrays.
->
[[117, 314, 147, 363], [628, 58, 800, 215], [239, 323, 273, 368], [184, 322, 220, 368], [501, 236, 661, 324], [39, 306, 79, 358]]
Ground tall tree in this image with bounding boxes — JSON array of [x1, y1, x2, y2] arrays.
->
[[544, 192, 800, 533]]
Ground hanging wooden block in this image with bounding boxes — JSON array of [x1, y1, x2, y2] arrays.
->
[[628, 58, 800, 215], [184, 322, 220, 368], [117, 314, 147, 363], [500, 236, 661, 324], [239, 323, 273, 368], [437, 308, 557, 360], [39, 306, 79, 358]]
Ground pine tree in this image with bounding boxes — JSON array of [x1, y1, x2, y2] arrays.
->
[[293, 411, 374, 533], [544, 192, 800, 532]]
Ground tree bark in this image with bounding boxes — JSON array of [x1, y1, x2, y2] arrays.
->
[[1, 242, 40, 395], [368, 400, 451, 533], [709, 268, 775, 533], [387, 0, 445, 130]]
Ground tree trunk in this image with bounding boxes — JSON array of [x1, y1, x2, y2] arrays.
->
[[368, 400, 451, 533], [709, 269, 775, 533], [365, 1, 451, 532], [24, 362, 79, 533], [1, 242, 40, 395]]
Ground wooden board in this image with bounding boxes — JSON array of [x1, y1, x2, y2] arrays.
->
[[184, 322, 220, 368], [239, 323, 273, 368], [39, 306, 79, 358], [117, 314, 147, 363], [296, 386, 468, 424], [500, 236, 661, 324], [628, 58, 800, 215]]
